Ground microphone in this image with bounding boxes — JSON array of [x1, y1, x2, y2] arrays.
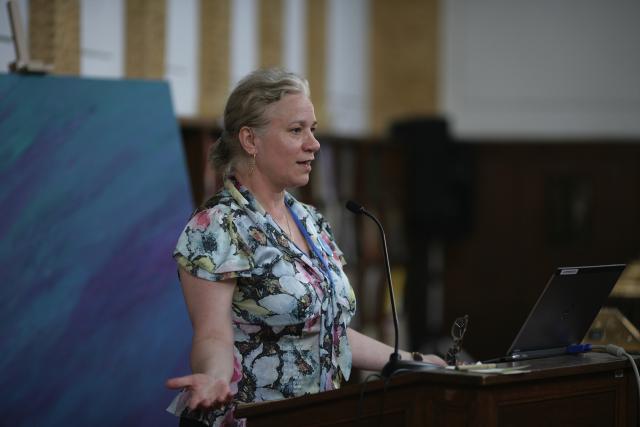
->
[[345, 200, 440, 376]]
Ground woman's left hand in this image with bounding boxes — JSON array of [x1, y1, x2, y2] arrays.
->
[[422, 354, 448, 367]]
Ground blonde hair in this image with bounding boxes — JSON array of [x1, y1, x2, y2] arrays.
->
[[210, 68, 311, 174]]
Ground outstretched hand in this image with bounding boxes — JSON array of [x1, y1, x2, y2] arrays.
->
[[422, 354, 448, 367], [166, 373, 233, 411]]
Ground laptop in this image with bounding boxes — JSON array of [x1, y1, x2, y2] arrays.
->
[[495, 264, 626, 363]]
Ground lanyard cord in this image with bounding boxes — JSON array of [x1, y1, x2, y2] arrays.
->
[[287, 205, 333, 285], [288, 204, 354, 390]]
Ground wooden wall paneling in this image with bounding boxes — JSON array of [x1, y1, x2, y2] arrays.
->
[[380, 143, 409, 262], [198, 0, 230, 118], [443, 145, 571, 361], [125, 0, 166, 78], [179, 119, 221, 205], [258, 0, 283, 69], [443, 143, 640, 362], [370, 0, 439, 135], [29, 0, 80, 74]]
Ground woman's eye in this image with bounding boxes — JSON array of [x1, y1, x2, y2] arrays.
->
[[291, 127, 302, 134]]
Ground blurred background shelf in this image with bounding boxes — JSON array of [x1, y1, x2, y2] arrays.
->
[[179, 118, 640, 362]]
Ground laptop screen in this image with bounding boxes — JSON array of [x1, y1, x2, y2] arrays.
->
[[506, 264, 626, 360]]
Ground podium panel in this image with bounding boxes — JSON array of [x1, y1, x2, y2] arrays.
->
[[236, 353, 636, 426]]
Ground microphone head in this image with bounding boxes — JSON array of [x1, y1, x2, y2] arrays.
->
[[345, 200, 364, 214]]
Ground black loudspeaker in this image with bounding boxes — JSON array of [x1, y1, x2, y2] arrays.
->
[[390, 117, 475, 241], [391, 117, 475, 350]]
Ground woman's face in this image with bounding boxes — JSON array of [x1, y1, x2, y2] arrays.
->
[[253, 93, 320, 190]]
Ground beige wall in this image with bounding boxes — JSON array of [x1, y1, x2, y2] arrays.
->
[[370, 0, 439, 135], [306, 0, 327, 128], [15, 0, 398, 132], [22, 0, 438, 133], [258, 0, 283, 69], [29, 0, 80, 75], [125, 0, 166, 79], [198, 0, 231, 118], [20, 0, 638, 137]]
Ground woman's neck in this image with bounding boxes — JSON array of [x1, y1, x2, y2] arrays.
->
[[234, 169, 286, 215], [232, 169, 309, 255]]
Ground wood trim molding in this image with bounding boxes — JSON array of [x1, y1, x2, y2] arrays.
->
[[370, 0, 439, 134], [198, 0, 231, 118], [259, 0, 283, 69], [125, 0, 167, 79], [306, 0, 328, 128], [29, 0, 80, 74]]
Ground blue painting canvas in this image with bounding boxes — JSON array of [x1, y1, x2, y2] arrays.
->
[[0, 73, 193, 426]]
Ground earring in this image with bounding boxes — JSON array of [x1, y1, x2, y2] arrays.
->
[[248, 152, 256, 176]]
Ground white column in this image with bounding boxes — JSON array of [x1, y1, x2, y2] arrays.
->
[[283, 0, 306, 76], [80, 0, 124, 78], [230, 0, 258, 86], [326, 0, 369, 136], [165, 0, 199, 117]]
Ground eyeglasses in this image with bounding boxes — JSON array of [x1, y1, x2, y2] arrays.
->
[[445, 314, 469, 365]]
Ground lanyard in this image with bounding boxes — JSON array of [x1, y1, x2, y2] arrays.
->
[[287, 205, 343, 391], [287, 204, 333, 283]]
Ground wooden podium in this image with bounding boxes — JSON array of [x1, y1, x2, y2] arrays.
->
[[235, 353, 637, 426]]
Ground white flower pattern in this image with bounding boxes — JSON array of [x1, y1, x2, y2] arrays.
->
[[168, 176, 356, 427]]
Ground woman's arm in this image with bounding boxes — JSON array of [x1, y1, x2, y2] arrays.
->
[[347, 328, 447, 371], [165, 268, 237, 411]]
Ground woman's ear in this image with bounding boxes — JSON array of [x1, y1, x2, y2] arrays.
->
[[238, 126, 257, 156]]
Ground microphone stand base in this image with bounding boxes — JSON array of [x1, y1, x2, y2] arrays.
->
[[381, 359, 442, 378]]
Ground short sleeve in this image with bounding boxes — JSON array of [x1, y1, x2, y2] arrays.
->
[[173, 205, 253, 282]]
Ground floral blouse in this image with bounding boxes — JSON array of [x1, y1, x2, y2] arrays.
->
[[167, 176, 357, 427]]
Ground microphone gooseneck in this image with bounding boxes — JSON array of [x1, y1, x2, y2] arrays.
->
[[346, 200, 400, 362], [346, 200, 440, 377]]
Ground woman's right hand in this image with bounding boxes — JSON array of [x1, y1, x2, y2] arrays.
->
[[166, 373, 233, 411]]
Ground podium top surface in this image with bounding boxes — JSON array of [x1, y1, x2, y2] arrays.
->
[[237, 352, 631, 418]]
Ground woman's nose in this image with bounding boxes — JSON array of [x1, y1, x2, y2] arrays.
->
[[305, 132, 320, 152]]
